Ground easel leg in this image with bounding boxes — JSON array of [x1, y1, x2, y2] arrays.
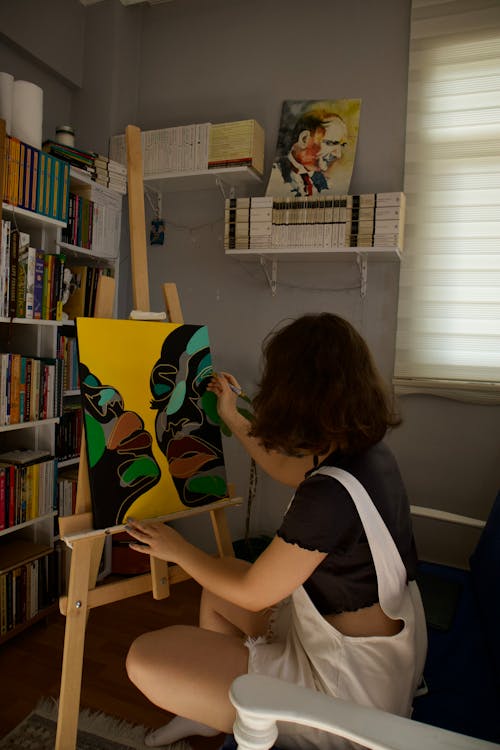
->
[[55, 537, 103, 749]]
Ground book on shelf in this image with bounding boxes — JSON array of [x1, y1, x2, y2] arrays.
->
[[1, 131, 70, 222], [109, 122, 212, 175], [208, 119, 265, 176], [0, 547, 61, 635], [0, 119, 5, 203], [77, 181, 123, 258], [224, 192, 405, 251], [43, 140, 96, 174]]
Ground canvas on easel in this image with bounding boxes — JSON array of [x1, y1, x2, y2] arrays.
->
[[76, 317, 228, 529]]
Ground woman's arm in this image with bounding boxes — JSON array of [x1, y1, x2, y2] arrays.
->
[[207, 372, 314, 488], [126, 519, 326, 612]]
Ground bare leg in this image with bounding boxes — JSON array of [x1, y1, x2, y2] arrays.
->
[[126, 623, 249, 735], [130, 558, 271, 745]]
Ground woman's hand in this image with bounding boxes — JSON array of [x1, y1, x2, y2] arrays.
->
[[125, 518, 187, 564], [206, 371, 240, 427]]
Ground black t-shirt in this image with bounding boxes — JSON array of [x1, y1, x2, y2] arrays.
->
[[277, 442, 418, 615]]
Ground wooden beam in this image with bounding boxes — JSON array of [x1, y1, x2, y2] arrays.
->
[[126, 124, 150, 312]]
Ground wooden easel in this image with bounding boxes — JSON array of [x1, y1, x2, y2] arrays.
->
[[55, 125, 240, 749]]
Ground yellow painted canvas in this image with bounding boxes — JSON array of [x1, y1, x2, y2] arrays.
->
[[76, 318, 228, 530]]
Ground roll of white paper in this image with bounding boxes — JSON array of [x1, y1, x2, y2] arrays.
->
[[11, 80, 43, 149], [0, 73, 14, 133]]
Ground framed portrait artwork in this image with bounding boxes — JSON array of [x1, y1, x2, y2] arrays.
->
[[266, 99, 362, 198]]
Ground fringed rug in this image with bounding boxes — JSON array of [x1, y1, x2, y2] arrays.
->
[[0, 698, 192, 750]]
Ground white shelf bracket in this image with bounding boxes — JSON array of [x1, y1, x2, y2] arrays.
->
[[260, 256, 278, 296], [357, 254, 368, 298], [144, 184, 162, 218], [215, 177, 236, 200]]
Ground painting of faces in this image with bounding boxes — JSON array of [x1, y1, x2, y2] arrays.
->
[[76, 318, 228, 530], [266, 99, 361, 198]]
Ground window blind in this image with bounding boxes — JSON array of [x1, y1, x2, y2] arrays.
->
[[394, 0, 500, 400]]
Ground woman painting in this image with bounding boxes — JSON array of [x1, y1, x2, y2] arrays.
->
[[125, 312, 427, 749]]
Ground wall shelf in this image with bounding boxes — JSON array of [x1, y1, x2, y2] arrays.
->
[[225, 246, 401, 261], [226, 246, 401, 296], [144, 165, 262, 193], [1, 202, 66, 229]]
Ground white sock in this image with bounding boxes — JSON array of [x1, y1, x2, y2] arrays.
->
[[144, 716, 219, 746]]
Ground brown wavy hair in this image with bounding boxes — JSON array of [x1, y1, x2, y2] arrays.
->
[[249, 313, 401, 456]]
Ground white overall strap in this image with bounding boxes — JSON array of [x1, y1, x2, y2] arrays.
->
[[314, 466, 407, 619]]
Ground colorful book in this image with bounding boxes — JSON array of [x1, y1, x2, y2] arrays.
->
[[33, 250, 44, 319]]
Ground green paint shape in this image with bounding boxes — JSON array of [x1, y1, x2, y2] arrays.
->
[[84, 373, 100, 386], [166, 380, 186, 415], [201, 391, 220, 423], [186, 326, 209, 355], [98, 387, 118, 406], [153, 383, 171, 397], [187, 475, 227, 497], [122, 457, 160, 485], [85, 414, 106, 467]]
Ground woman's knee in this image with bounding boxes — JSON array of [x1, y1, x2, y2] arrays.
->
[[126, 625, 185, 686]]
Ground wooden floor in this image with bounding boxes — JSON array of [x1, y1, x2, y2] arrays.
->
[[0, 578, 224, 749]]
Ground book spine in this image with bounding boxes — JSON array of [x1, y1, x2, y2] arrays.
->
[[36, 151, 46, 215], [24, 357, 32, 422], [24, 247, 36, 319], [0, 468, 5, 531]]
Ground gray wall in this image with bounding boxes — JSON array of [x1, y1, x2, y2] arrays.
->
[[3, 0, 499, 565]]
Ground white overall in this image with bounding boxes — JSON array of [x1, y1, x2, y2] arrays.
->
[[246, 467, 428, 750]]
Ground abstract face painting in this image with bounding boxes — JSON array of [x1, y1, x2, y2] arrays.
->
[[149, 324, 227, 507], [76, 318, 228, 530]]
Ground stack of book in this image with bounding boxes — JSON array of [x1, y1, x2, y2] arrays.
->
[[77, 182, 122, 259], [208, 119, 264, 176], [43, 140, 96, 179], [224, 192, 405, 251], [1, 130, 70, 223], [0, 222, 66, 320], [224, 197, 273, 250], [109, 118, 265, 177], [0, 449, 57, 529], [345, 193, 405, 247], [93, 155, 127, 194], [0, 352, 63, 426], [109, 123, 211, 174], [43, 141, 127, 195]]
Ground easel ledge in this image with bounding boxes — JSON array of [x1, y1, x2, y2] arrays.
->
[[59, 496, 242, 546]]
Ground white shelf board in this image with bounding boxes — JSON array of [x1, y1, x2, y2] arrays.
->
[[56, 241, 116, 263], [0, 316, 60, 326], [0, 512, 57, 539], [0, 418, 59, 433], [2, 203, 66, 229], [144, 166, 262, 193], [58, 456, 80, 468], [70, 166, 93, 186], [226, 246, 401, 262]]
